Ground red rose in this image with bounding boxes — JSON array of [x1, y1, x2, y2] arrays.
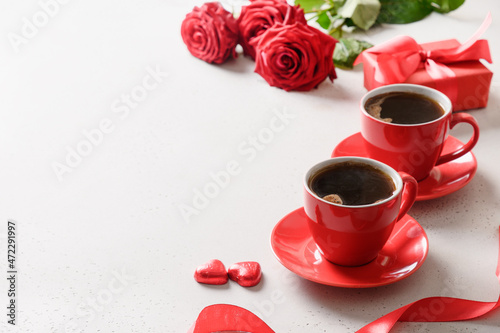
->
[[237, 0, 306, 60], [181, 2, 239, 64], [252, 22, 338, 91]]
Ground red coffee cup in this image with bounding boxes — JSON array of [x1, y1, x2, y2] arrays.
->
[[360, 84, 480, 181], [304, 157, 418, 266]]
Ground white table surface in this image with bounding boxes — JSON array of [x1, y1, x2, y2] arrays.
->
[[1, 0, 500, 332]]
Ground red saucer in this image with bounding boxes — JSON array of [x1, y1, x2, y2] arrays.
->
[[332, 133, 477, 201], [271, 208, 428, 288]]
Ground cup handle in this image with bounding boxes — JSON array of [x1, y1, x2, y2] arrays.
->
[[396, 172, 418, 222], [436, 112, 480, 166]]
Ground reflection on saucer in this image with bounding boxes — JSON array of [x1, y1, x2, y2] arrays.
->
[[270, 208, 428, 288], [332, 133, 477, 200]]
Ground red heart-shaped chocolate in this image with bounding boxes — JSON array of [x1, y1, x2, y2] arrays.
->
[[228, 261, 262, 287], [194, 259, 228, 285]]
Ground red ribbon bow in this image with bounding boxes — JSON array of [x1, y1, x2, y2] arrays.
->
[[354, 13, 492, 106]]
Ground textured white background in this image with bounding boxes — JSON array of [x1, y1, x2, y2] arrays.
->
[[0, 0, 499, 332]]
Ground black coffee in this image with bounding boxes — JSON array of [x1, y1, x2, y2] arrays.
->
[[309, 162, 395, 205], [365, 91, 445, 124]]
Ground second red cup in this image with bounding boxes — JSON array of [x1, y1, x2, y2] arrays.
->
[[304, 157, 418, 266]]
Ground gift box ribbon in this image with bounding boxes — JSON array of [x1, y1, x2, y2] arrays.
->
[[189, 225, 499, 332], [354, 13, 492, 106]]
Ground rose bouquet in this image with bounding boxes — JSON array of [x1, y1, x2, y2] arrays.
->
[[180, 0, 338, 92]]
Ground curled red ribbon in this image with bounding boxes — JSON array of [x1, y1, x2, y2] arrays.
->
[[355, 225, 500, 332], [354, 13, 492, 106], [189, 226, 500, 332]]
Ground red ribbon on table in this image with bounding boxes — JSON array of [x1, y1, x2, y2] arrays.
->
[[355, 225, 500, 332], [189, 226, 500, 332], [354, 13, 492, 106]]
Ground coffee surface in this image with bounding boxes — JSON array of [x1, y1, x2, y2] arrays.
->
[[365, 91, 444, 124], [310, 162, 395, 205]]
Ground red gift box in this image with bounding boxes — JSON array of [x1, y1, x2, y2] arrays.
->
[[358, 39, 492, 111], [355, 15, 493, 111]]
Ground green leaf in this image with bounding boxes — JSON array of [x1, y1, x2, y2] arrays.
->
[[428, 0, 465, 13], [338, 0, 381, 30], [333, 38, 374, 69], [344, 17, 357, 27], [317, 11, 332, 29], [295, 0, 327, 12], [377, 0, 433, 24]]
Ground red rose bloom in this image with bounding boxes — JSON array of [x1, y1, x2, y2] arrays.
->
[[252, 22, 337, 91], [237, 0, 306, 60], [181, 2, 239, 64]]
